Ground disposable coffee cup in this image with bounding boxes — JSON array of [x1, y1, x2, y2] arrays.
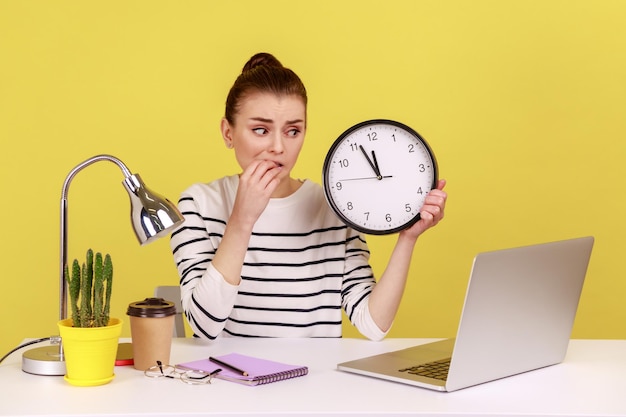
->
[[127, 298, 176, 371]]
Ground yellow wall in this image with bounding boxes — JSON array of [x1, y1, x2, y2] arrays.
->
[[1, 1, 625, 356]]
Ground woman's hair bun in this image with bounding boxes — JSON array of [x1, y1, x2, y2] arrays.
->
[[224, 52, 307, 124], [242, 52, 283, 73]]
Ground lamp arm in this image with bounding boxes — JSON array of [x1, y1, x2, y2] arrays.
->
[[59, 155, 134, 321]]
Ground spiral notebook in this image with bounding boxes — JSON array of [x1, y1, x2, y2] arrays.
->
[[178, 353, 308, 386]]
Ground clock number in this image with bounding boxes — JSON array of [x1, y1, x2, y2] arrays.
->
[[336, 182, 342, 191], [347, 202, 353, 210], [418, 163, 426, 173], [365, 212, 370, 220], [339, 159, 349, 168], [408, 144, 415, 153], [405, 203, 411, 212], [385, 214, 392, 223], [391, 133, 396, 142], [417, 187, 424, 195], [367, 132, 378, 141]]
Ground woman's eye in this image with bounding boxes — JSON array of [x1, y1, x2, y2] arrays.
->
[[287, 128, 300, 137], [253, 127, 267, 135]]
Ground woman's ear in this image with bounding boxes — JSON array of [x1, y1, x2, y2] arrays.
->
[[221, 118, 233, 149]]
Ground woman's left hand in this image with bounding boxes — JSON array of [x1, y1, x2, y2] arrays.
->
[[401, 179, 447, 239]]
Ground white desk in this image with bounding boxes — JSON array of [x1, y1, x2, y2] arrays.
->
[[1, 338, 625, 417]]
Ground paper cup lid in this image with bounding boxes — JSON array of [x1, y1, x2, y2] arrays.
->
[[127, 298, 176, 318]]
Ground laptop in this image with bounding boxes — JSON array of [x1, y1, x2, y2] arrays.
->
[[337, 236, 594, 392]]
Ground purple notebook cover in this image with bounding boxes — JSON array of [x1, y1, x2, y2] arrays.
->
[[178, 353, 308, 385]]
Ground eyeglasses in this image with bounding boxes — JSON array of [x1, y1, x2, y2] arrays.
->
[[144, 361, 220, 385]]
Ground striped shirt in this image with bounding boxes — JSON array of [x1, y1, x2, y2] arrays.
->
[[170, 175, 386, 340]]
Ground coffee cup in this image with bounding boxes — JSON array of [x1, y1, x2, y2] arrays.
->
[[127, 297, 176, 370]]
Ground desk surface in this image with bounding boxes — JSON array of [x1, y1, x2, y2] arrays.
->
[[1, 338, 625, 417]]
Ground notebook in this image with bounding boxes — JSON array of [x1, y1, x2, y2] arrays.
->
[[337, 236, 594, 392], [178, 353, 308, 386]]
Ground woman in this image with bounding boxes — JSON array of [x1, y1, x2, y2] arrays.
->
[[170, 52, 447, 340]]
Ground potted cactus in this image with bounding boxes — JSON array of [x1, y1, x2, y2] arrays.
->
[[66, 249, 113, 328], [58, 249, 123, 386]]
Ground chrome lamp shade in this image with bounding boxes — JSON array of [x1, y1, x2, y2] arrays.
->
[[21, 154, 184, 376], [124, 173, 184, 245]]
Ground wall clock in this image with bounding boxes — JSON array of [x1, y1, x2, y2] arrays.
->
[[322, 119, 438, 235]]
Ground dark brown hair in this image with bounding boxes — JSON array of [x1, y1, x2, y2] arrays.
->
[[224, 53, 308, 125]]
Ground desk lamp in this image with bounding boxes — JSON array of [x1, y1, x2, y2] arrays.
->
[[21, 154, 185, 376]]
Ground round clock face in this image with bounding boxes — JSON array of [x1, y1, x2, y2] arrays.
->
[[322, 119, 438, 235]]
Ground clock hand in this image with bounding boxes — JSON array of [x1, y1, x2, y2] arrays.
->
[[338, 175, 393, 182], [371, 150, 382, 177], [359, 145, 382, 180]]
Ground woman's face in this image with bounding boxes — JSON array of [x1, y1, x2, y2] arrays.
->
[[221, 91, 306, 184]]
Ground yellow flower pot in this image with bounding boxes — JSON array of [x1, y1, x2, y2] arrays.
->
[[58, 318, 123, 386]]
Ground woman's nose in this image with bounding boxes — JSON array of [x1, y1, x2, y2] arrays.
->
[[269, 132, 285, 153]]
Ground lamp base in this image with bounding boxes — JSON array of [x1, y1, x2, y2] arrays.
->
[[21, 342, 132, 375], [22, 345, 66, 376]]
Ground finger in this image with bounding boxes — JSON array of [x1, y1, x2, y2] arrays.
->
[[415, 212, 438, 233], [240, 159, 265, 180], [247, 159, 274, 176], [420, 196, 445, 222], [424, 192, 447, 209], [422, 204, 442, 221], [256, 161, 283, 185], [244, 160, 281, 183], [419, 210, 435, 222]]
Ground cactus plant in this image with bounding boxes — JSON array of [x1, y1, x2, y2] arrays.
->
[[65, 249, 113, 328]]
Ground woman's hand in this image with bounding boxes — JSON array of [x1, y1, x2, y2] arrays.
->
[[211, 159, 283, 286], [401, 179, 447, 239], [231, 159, 283, 228]]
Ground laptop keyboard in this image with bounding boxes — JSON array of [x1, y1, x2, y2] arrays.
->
[[399, 358, 451, 381]]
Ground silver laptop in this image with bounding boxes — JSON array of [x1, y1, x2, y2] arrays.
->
[[338, 236, 594, 392]]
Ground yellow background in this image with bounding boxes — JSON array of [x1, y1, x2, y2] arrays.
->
[[1, 1, 624, 356]]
